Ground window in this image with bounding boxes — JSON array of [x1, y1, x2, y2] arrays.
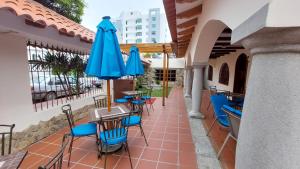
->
[[155, 69, 176, 81], [136, 25, 142, 30], [130, 12, 133, 15], [126, 21, 128, 25], [136, 18, 142, 24], [152, 24, 156, 28], [208, 65, 213, 81], [152, 17, 156, 21], [136, 32, 142, 36], [126, 33, 128, 37], [136, 39, 142, 43], [151, 31, 156, 35], [219, 63, 229, 85], [151, 38, 156, 43]]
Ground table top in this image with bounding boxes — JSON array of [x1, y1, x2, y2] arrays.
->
[[122, 91, 142, 96], [0, 150, 27, 169], [89, 105, 130, 122]]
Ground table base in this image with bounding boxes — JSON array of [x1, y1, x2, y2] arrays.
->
[[101, 144, 123, 153]]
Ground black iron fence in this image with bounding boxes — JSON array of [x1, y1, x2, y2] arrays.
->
[[27, 41, 103, 112]]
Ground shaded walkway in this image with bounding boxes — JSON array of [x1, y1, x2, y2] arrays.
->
[[20, 87, 198, 169]]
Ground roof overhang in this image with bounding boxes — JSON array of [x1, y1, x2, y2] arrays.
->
[[163, 0, 203, 57], [120, 43, 173, 54]]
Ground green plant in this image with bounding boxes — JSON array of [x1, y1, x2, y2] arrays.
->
[[34, 0, 85, 23], [155, 79, 160, 85]]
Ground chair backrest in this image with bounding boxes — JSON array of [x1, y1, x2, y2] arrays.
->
[[208, 86, 217, 95], [99, 114, 129, 143], [0, 124, 15, 156], [38, 134, 70, 169], [93, 95, 108, 108], [61, 104, 75, 133], [222, 105, 242, 139], [147, 86, 153, 97], [210, 94, 230, 117]]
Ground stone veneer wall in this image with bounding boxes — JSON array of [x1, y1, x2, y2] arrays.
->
[[6, 104, 95, 152], [175, 68, 184, 87]]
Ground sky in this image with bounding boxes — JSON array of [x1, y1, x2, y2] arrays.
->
[[81, 0, 166, 32]]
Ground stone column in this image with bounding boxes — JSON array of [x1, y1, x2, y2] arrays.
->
[[184, 66, 192, 98], [236, 28, 300, 169], [189, 64, 205, 119]]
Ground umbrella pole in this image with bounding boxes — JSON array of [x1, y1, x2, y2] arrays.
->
[[107, 80, 111, 112]]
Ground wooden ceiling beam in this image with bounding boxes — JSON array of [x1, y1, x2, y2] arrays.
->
[[212, 49, 236, 52], [176, 5, 202, 19], [177, 35, 192, 42], [176, 0, 197, 3], [213, 46, 244, 50], [178, 27, 195, 36], [217, 36, 231, 41], [177, 18, 198, 29]]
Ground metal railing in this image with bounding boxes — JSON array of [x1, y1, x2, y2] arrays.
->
[[27, 41, 103, 112]]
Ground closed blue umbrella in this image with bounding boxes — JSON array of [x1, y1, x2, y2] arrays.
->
[[126, 46, 144, 76], [85, 16, 126, 112]]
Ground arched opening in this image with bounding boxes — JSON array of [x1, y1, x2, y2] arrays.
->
[[219, 63, 229, 85], [208, 65, 213, 81], [233, 53, 248, 94]]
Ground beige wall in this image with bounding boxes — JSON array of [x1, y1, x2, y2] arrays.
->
[[206, 50, 251, 92], [0, 34, 107, 132]]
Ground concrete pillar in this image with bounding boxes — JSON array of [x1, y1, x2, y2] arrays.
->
[[184, 67, 192, 98], [189, 64, 205, 119], [236, 28, 300, 169]]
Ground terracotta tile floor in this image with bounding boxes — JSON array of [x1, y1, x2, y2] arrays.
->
[[20, 87, 198, 169], [200, 90, 236, 169]]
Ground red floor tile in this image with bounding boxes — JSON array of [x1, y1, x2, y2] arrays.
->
[[20, 88, 198, 169]]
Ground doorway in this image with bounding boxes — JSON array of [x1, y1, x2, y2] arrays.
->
[[233, 54, 248, 94]]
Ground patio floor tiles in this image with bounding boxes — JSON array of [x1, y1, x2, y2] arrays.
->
[[20, 87, 198, 169]]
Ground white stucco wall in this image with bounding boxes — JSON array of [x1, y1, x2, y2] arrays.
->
[[206, 49, 251, 92], [150, 58, 185, 69], [0, 34, 112, 132]]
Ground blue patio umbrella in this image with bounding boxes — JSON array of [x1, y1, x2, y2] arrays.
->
[[85, 16, 126, 112], [125, 46, 144, 77]]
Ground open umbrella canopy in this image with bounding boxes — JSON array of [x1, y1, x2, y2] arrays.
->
[[85, 16, 126, 80], [125, 46, 144, 76]]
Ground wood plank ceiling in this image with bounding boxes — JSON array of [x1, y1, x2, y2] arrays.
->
[[163, 0, 244, 58], [210, 28, 244, 59], [163, 0, 202, 57]]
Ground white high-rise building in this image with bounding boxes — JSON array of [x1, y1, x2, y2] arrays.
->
[[112, 8, 170, 44]]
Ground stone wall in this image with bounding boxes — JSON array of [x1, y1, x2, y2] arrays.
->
[[7, 104, 95, 152], [176, 68, 184, 87]]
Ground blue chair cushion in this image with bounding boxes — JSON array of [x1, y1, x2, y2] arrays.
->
[[210, 94, 230, 127], [122, 115, 141, 126], [141, 96, 151, 100], [115, 98, 128, 103], [131, 100, 145, 105], [100, 128, 127, 145], [124, 95, 134, 99], [71, 123, 97, 137]]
